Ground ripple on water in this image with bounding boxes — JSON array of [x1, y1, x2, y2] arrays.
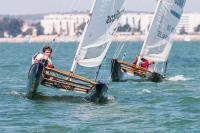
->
[[178, 96, 200, 105]]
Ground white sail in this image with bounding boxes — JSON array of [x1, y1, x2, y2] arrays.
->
[[71, 0, 125, 71], [139, 0, 186, 62]]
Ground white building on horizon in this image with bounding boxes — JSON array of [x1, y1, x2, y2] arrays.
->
[[119, 12, 153, 34], [41, 12, 200, 36], [41, 12, 89, 36], [177, 13, 200, 33], [119, 12, 200, 34]]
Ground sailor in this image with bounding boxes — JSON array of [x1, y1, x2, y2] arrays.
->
[[140, 58, 154, 69], [133, 55, 154, 69], [32, 46, 54, 68], [133, 55, 139, 65]]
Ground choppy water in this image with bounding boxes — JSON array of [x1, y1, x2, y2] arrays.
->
[[0, 41, 200, 133]]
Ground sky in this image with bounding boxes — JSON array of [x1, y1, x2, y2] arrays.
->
[[0, 0, 199, 15]]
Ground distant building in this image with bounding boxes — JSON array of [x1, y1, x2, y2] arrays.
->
[[177, 13, 200, 34], [40, 12, 200, 36], [22, 23, 30, 33], [41, 13, 89, 36], [3, 32, 10, 38], [21, 22, 38, 37], [120, 12, 200, 34], [118, 12, 153, 34]]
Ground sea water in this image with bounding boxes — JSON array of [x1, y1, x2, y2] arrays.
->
[[0, 41, 200, 133]]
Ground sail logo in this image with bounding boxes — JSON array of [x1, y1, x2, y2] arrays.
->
[[174, 0, 186, 8], [106, 9, 125, 24], [171, 10, 181, 19], [157, 30, 168, 39]]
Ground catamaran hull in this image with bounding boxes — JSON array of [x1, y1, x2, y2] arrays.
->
[[89, 82, 108, 103], [26, 62, 44, 98], [147, 72, 164, 82], [111, 59, 164, 82], [111, 59, 123, 82]]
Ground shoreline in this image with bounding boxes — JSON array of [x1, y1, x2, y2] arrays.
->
[[0, 34, 200, 43]]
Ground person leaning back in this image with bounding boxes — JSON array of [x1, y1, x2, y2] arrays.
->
[[32, 46, 54, 68]]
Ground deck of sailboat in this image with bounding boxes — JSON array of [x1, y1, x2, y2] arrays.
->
[[26, 61, 109, 103], [117, 60, 152, 77], [41, 67, 97, 94], [111, 58, 164, 82]]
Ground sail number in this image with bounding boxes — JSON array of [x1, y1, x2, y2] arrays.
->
[[175, 0, 186, 8], [157, 31, 168, 39], [106, 9, 125, 24], [167, 25, 175, 32]]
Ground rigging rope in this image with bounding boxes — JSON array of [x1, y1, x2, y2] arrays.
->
[[116, 42, 125, 58]]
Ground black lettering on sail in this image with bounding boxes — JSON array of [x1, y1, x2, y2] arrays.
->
[[106, 9, 125, 24], [106, 16, 112, 24], [175, 0, 186, 8]]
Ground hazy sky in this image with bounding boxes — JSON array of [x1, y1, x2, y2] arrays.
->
[[0, 0, 199, 15]]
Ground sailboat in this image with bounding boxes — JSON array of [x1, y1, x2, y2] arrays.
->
[[111, 0, 186, 82], [26, 0, 125, 102]]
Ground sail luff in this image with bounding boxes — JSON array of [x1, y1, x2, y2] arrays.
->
[[136, 0, 162, 66], [70, 0, 97, 73]]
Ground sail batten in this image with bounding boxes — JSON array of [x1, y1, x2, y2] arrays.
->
[[71, 0, 125, 71], [139, 0, 186, 64]]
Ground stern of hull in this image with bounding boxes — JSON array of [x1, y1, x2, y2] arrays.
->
[[148, 72, 164, 82], [89, 82, 108, 103], [26, 60, 46, 98], [111, 59, 123, 82]]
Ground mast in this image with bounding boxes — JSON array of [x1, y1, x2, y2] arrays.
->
[[70, 0, 97, 73], [136, 0, 162, 66], [163, 61, 168, 76]]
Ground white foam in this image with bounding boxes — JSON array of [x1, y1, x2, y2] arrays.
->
[[106, 95, 115, 101], [142, 89, 152, 93], [10, 91, 21, 96], [167, 75, 191, 81]]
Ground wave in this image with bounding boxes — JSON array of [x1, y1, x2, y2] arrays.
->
[[10, 91, 26, 96], [106, 95, 116, 101], [5, 89, 115, 104], [167, 75, 192, 81], [142, 89, 152, 93]]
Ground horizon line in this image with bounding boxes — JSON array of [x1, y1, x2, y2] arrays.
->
[[0, 10, 199, 16]]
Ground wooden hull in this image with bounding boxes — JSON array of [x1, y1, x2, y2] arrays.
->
[[26, 60, 107, 103], [111, 59, 164, 82]]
